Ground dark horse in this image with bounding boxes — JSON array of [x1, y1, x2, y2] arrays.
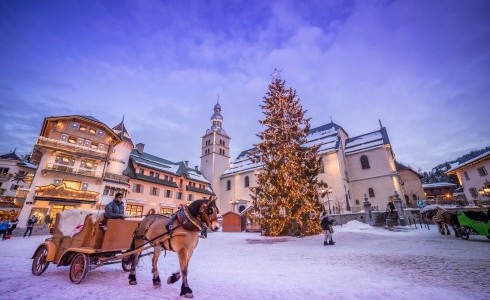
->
[[421, 205, 460, 236], [128, 198, 220, 298]]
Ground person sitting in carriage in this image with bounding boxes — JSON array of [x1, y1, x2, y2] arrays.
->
[[104, 192, 126, 221]]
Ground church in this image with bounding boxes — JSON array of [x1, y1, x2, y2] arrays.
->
[[200, 101, 416, 215]]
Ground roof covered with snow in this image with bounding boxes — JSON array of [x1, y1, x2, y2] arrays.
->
[[422, 182, 456, 188], [344, 127, 390, 155], [446, 150, 490, 173]]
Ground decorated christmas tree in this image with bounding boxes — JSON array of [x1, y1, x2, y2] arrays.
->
[[252, 72, 323, 237]]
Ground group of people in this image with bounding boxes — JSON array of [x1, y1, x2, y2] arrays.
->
[[0, 217, 19, 240]]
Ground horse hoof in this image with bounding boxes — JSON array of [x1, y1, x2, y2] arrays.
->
[[183, 293, 194, 298], [129, 281, 137, 285]]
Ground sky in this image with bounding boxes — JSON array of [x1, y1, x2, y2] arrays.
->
[[2, 220, 489, 299], [0, 0, 489, 172]]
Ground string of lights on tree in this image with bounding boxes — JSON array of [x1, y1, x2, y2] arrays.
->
[[251, 72, 323, 237]]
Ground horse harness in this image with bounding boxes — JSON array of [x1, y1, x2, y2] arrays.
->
[[134, 205, 209, 253]]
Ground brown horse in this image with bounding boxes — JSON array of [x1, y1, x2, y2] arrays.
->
[[420, 205, 460, 236], [127, 198, 220, 298]]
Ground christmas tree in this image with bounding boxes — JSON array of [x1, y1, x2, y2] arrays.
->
[[252, 72, 323, 237]]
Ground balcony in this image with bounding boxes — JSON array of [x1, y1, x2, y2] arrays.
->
[[43, 163, 102, 179], [35, 184, 99, 202], [36, 136, 107, 159], [103, 172, 130, 184]]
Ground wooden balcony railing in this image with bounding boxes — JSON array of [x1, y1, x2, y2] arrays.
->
[[35, 184, 99, 201], [36, 136, 107, 159], [43, 163, 102, 178]]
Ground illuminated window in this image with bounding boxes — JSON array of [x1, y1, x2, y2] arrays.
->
[[97, 130, 105, 137], [81, 183, 88, 191], [53, 178, 62, 186], [126, 204, 143, 217], [79, 125, 87, 132], [68, 137, 76, 144], [70, 122, 80, 130], [98, 144, 104, 151], [62, 180, 81, 190], [90, 143, 98, 150], [160, 207, 173, 215], [89, 128, 96, 135], [84, 140, 91, 147]]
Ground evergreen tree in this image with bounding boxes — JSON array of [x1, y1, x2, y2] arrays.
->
[[251, 73, 322, 237]]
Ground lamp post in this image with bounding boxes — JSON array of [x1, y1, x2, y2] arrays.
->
[[229, 199, 238, 213], [325, 187, 333, 215], [318, 182, 333, 215]]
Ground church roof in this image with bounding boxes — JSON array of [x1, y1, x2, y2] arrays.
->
[[344, 127, 390, 154], [112, 118, 133, 144]]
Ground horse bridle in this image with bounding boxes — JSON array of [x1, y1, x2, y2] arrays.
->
[[198, 202, 219, 227]]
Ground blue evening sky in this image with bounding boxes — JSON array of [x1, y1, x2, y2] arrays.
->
[[1, 0, 489, 171]]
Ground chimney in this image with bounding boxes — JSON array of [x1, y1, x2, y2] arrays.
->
[[195, 165, 199, 171], [136, 143, 145, 154], [184, 161, 189, 168]]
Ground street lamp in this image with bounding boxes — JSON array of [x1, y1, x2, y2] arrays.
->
[[319, 182, 333, 215], [229, 199, 239, 213]]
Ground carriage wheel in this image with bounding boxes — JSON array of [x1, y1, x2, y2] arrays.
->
[[70, 253, 89, 284], [122, 256, 133, 272], [32, 245, 50, 276], [460, 228, 470, 240]]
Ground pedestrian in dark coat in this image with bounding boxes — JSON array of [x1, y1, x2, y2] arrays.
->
[[23, 215, 37, 238], [321, 212, 335, 246], [388, 202, 395, 213]]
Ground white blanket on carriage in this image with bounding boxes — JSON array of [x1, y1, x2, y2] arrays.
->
[[57, 209, 104, 237]]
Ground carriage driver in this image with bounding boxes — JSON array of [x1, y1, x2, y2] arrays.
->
[[104, 192, 126, 220]]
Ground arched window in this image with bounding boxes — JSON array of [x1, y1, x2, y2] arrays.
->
[[368, 188, 375, 198], [244, 176, 250, 187], [226, 180, 231, 191], [238, 205, 246, 213], [360, 155, 370, 169]]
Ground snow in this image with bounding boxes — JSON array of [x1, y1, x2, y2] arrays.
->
[[1, 221, 489, 300]]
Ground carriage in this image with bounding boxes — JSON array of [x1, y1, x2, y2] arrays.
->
[[31, 210, 144, 283], [457, 210, 490, 240], [31, 198, 220, 298]]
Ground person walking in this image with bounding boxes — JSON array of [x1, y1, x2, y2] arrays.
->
[[321, 212, 335, 246], [7, 217, 19, 236], [23, 215, 38, 238], [388, 201, 395, 213], [0, 218, 9, 240]]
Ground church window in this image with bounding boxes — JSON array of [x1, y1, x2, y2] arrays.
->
[[244, 176, 250, 187], [360, 155, 370, 169], [368, 188, 375, 198], [355, 199, 360, 205], [227, 180, 231, 190]]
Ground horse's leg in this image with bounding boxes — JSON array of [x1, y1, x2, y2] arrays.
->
[[178, 249, 194, 298], [128, 252, 140, 285], [128, 239, 142, 285], [152, 247, 162, 286]]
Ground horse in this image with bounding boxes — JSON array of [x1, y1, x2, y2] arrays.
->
[[127, 198, 220, 298], [420, 205, 460, 236]]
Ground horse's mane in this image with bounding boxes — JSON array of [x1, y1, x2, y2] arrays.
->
[[187, 199, 207, 217]]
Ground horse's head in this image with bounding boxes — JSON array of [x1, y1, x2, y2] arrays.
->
[[199, 198, 220, 232]]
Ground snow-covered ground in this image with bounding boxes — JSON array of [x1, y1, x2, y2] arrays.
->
[[1, 221, 489, 300]]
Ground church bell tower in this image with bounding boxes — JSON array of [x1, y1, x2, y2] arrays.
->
[[200, 100, 230, 210]]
